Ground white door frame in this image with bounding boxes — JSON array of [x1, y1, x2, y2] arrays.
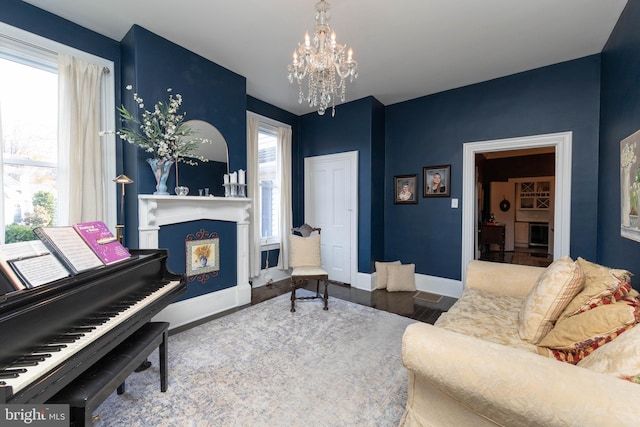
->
[[304, 151, 359, 286], [462, 132, 572, 284]]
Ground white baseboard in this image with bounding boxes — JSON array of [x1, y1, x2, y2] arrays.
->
[[353, 272, 374, 291], [152, 285, 249, 330], [360, 272, 462, 297], [251, 268, 291, 288], [414, 273, 463, 298], [154, 270, 462, 330]]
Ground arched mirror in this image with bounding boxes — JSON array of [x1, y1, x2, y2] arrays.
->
[[180, 120, 229, 196]]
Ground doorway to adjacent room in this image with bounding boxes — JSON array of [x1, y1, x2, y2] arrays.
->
[[461, 132, 572, 281]]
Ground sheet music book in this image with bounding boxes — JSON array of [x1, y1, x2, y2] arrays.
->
[[0, 240, 71, 289], [73, 221, 131, 265], [11, 253, 71, 288], [33, 226, 104, 275]]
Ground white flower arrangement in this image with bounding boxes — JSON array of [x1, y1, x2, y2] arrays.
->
[[113, 86, 210, 165]]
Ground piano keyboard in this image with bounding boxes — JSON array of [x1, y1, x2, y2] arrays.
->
[[0, 279, 181, 396]]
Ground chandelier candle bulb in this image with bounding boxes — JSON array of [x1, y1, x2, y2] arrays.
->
[[239, 169, 245, 185], [230, 172, 237, 184], [287, 0, 358, 117], [223, 174, 229, 184]]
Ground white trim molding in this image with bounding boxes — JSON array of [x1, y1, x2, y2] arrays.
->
[[462, 132, 572, 284], [139, 195, 252, 327]]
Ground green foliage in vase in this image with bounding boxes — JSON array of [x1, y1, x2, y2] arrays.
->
[[107, 86, 211, 165]]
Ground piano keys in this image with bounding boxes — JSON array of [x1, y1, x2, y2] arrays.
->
[[0, 249, 186, 404]]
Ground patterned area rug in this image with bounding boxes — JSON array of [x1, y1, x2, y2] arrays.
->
[[93, 290, 416, 426]]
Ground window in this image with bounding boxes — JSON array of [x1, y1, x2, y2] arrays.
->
[[258, 126, 280, 246], [0, 23, 116, 244], [0, 51, 58, 243]]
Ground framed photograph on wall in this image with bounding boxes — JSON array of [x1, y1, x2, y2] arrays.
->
[[394, 174, 418, 204], [423, 165, 451, 197]]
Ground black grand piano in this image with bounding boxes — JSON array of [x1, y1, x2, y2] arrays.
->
[[0, 249, 186, 404]]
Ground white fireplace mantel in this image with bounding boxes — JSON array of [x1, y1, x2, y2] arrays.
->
[[138, 195, 252, 328]]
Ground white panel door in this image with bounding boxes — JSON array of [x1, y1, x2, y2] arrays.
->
[[304, 152, 357, 284]]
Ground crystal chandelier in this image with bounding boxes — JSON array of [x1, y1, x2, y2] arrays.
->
[[287, 0, 358, 116]]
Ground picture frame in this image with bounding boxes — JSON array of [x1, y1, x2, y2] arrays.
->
[[423, 165, 451, 197], [186, 237, 220, 278], [394, 174, 418, 204]]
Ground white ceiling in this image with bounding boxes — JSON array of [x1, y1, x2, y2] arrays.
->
[[24, 0, 628, 116]]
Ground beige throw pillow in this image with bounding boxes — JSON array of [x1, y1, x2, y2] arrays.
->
[[518, 256, 585, 344], [386, 263, 416, 292], [289, 234, 321, 268], [375, 260, 401, 289]]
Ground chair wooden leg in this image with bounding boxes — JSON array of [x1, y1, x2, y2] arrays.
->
[[315, 279, 320, 297], [290, 283, 296, 312], [323, 278, 329, 310]]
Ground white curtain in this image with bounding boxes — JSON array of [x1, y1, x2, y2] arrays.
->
[[277, 127, 292, 270], [58, 54, 105, 224], [247, 116, 261, 278]]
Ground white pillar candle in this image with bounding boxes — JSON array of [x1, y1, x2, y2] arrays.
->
[[238, 169, 245, 185], [230, 172, 237, 184], [223, 173, 229, 184]]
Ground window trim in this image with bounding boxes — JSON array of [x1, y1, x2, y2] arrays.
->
[[247, 112, 291, 250], [0, 22, 117, 230]]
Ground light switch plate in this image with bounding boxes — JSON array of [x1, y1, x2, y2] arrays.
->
[[451, 198, 459, 208]]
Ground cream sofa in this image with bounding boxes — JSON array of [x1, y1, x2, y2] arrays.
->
[[400, 260, 640, 427]]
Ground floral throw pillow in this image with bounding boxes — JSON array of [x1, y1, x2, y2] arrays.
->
[[540, 294, 640, 365], [559, 257, 632, 319]]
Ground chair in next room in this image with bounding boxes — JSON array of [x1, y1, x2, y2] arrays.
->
[[289, 225, 329, 312]]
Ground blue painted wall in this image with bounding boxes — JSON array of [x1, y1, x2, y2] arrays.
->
[[159, 220, 237, 300], [118, 26, 247, 295], [120, 25, 247, 249], [2, 0, 120, 70], [385, 56, 602, 281], [598, 0, 640, 276], [296, 96, 386, 274]]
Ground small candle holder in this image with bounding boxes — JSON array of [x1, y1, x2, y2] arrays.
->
[[223, 183, 247, 198]]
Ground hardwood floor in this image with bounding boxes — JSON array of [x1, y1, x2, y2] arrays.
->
[[251, 280, 457, 325], [479, 246, 552, 268]]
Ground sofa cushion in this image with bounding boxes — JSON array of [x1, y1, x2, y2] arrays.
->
[[436, 287, 537, 353], [375, 260, 401, 289], [386, 263, 416, 292], [559, 257, 632, 319], [578, 309, 640, 383], [518, 256, 585, 344], [289, 234, 321, 268]]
